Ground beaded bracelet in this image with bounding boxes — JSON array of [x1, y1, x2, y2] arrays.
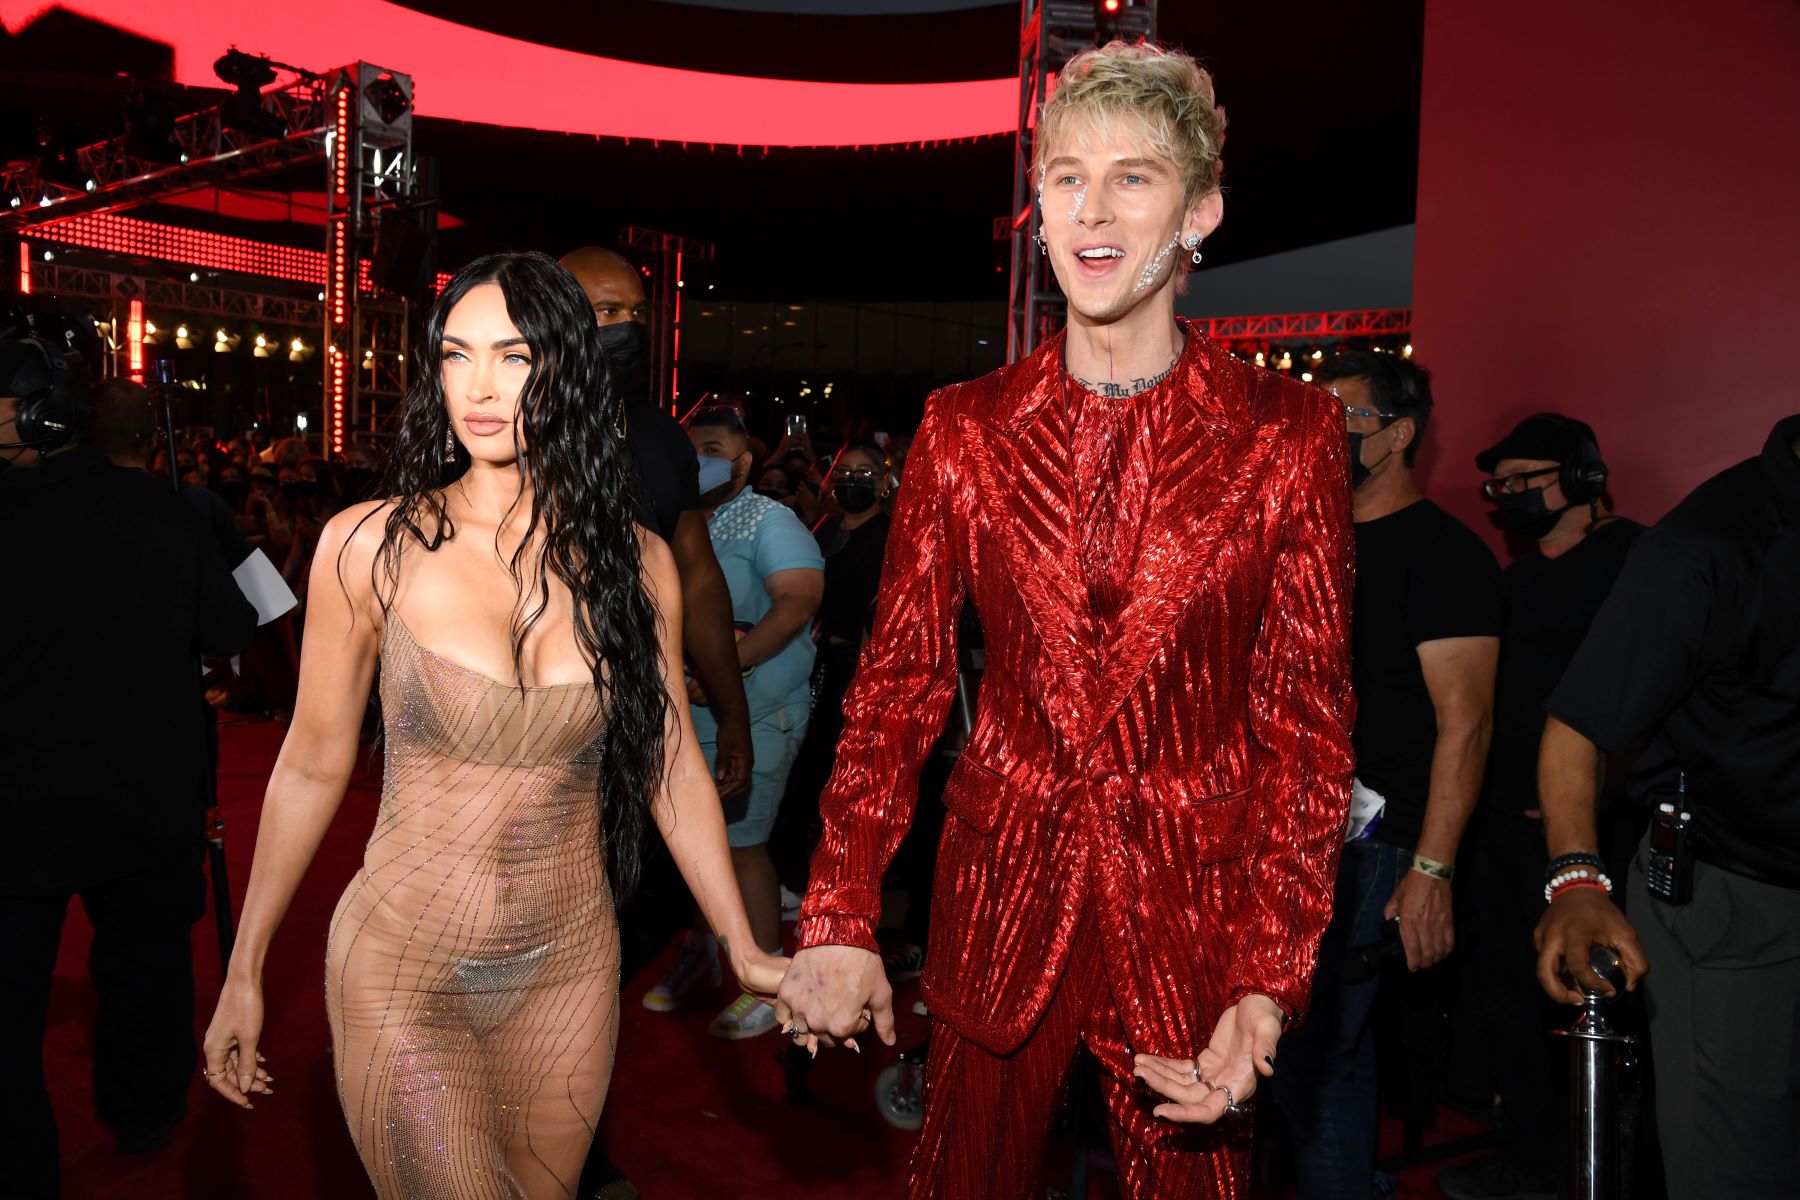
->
[[1544, 866, 1614, 904], [1544, 851, 1606, 887]]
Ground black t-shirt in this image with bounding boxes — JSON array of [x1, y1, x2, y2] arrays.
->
[[1352, 498, 1503, 851], [1486, 518, 1646, 811], [814, 512, 891, 642], [1548, 416, 1800, 887], [622, 394, 700, 544], [0, 448, 258, 892]]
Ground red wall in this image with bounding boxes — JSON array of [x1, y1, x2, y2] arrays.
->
[[1410, 0, 1800, 549]]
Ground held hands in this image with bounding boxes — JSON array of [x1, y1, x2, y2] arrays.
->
[[1134, 994, 1283, 1124], [773, 944, 897, 1057], [1533, 887, 1649, 1004], [1385, 870, 1454, 970], [201, 977, 276, 1110], [730, 941, 791, 1005]]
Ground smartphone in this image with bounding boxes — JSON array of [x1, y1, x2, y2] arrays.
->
[[786, 414, 808, 438]]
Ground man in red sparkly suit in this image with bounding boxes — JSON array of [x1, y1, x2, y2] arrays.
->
[[775, 41, 1355, 1198]]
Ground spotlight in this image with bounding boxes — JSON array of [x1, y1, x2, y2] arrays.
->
[[123, 87, 187, 166], [175, 324, 194, 349], [213, 49, 289, 141]]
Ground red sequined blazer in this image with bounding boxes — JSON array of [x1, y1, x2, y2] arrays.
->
[[797, 323, 1355, 1055]]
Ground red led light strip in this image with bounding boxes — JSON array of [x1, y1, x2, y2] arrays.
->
[[17, 241, 30, 294], [31, 211, 450, 292], [328, 85, 353, 456], [126, 298, 144, 382], [671, 247, 683, 412]]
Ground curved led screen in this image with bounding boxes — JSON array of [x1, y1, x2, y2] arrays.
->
[[1, 0, 1015, 146]]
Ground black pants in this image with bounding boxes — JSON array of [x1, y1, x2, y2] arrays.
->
[[0, 853, 203, 1198], [1631, 850, 1800, 1199]]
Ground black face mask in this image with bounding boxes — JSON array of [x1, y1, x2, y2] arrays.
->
[[1493, 487, 1569, 540], [833, 481, 880, 514], [215, 480, 250, 507], [281, 479, 319, 500], [595, 320, 648, 399], [1346, 432, 1393, 490]]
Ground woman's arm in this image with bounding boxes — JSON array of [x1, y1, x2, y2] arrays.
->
[[640, 535, 785, 997], [202, 501, 388, 1108]]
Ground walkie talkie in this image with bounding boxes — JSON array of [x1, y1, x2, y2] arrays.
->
[[1646, 773, 1695, 906]]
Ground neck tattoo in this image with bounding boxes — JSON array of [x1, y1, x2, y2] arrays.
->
[[1075, 357, 1178, 399]]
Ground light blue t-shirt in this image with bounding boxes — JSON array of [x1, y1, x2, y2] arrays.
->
[[691, 488, 824, 733]]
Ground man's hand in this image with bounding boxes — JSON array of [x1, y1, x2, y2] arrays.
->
[[1534, 887, 1649, 1004], [774, 944, 896, 1055], [1134, 994, 1283, 1124], [711, 707, 753, 799], [1384, 870, 1454, 970]]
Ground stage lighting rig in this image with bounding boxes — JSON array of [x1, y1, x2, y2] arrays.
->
[[365, 73, 412, 126], [1095, 0, 1153, 39], [34, 118, 94, 193], [123, 88, 187, 167], [214, 49, 291, 142]]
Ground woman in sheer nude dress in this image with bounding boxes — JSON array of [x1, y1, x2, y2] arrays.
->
[[201, 252, 785, 1197]]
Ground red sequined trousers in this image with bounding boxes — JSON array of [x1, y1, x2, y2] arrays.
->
[[911, 904, 1251, 1199]]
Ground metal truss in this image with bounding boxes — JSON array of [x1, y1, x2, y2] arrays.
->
[[1200, 308, 1413, 344], [4, 62, 418, 457], [1002, 0, 1156, 362], [624, 225, 716, 413], [323, 64, 419, 453], [2, 78, 333, 224], [27, 259, 323, 326]]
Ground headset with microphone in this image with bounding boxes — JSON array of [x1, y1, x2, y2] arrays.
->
[[1, 302, 93, 452]]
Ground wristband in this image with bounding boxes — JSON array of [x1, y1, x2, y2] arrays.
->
[[1548, 878, 1609, 903], [1411, 853, 1455, 882]]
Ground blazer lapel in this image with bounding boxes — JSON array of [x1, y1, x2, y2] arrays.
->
[[1085, 341, 1282, 739], [963, 335, 1094, 729]]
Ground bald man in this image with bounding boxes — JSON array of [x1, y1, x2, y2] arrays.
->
[[562, 247, 754, 1200]]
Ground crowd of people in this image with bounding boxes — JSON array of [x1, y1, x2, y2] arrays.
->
[[2, 34, 1795, 1200]]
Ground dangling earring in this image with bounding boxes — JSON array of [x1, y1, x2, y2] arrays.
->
[[444, 425, 457, 463], [1185, 233, 1204, 265], [1034, 230, 1048, 255]]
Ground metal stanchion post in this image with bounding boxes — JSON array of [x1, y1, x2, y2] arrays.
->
[[1552, 946, 1636, 1200]]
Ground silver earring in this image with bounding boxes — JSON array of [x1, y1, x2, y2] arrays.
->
[[1185, 233, 1204, 266], [1034, 231, 1048, 254], [444, 425, 456, 463]]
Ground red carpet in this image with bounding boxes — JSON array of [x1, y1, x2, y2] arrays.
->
[[49, 719, 1484, 1198]]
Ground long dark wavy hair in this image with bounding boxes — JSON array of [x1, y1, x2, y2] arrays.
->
[[351, 250, 668, 904]]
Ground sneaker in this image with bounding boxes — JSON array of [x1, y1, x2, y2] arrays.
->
[[1436, 1154, 1556, 1200], [780, 884, 804, 922], [642, 932, 720, 1012], [884, 941, 926, 983], [708, 991, 778, 1040]]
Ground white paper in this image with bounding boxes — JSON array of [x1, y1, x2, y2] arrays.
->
[[232, 548, 298, 626], [1346, 777, 1388, 843]]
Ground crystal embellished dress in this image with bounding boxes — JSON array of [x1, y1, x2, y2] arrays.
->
[[326, 613, 618, 1198]]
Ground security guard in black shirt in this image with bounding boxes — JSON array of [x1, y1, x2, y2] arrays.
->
[[1535, 414, 1800, 1200], [0, 303, 257, 1195]]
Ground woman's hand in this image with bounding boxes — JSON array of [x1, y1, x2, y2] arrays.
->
[[201, 977, 275, 1110], [730, 943, 790, 1005]]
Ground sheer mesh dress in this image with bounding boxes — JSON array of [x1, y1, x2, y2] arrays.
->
[[326, 612, 618, 1198]]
